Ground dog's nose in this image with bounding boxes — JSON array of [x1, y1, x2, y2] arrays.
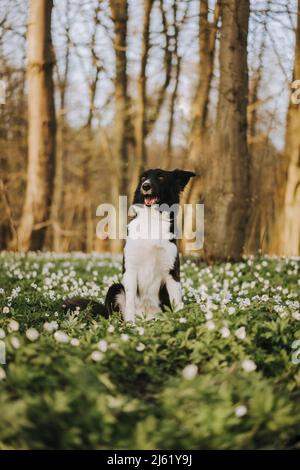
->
[[142, 182, 151, 191]]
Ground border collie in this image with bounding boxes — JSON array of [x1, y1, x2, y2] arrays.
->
[[64, 169, 195, 322]]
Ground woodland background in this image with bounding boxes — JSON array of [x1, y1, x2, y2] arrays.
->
[[0, 0, 300, 260]]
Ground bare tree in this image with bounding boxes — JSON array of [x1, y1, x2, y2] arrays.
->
[[83, 1, 103, 252], [205, 0, 250, 260], [17, 0, 56, 250], [50, 0, 72, 252], [146, 0, 172, 136], [245, 0, 273, 254], [110, 0, 130, 198], [130, 0, 154, 200], [279, 0, 300, 255], [180, 1, 220, 255], [163, 0, 189, 170], [182, 0, 219, 211], [189, 0, 219, 171]]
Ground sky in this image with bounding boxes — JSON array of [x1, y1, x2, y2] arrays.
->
[[0, 0, 298, 151]]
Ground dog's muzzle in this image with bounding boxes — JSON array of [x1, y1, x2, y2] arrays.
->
[[141, 180, 152, 194]]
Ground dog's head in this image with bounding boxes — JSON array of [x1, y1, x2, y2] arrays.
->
[[133, 169, 196, 207]]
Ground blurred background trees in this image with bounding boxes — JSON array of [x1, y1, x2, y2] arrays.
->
[[0, 0, 299, 259], [16, 0, 56, 251]]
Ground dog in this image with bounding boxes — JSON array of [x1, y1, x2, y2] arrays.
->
[[64, 169, 195, 322]]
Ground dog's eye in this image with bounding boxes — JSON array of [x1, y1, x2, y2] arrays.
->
[[158, 176, 164, 181]]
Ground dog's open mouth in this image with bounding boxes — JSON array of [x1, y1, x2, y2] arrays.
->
[[144, 196, 159, 206]]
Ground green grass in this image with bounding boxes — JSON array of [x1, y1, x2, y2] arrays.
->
[[0, 252, 300, 449]]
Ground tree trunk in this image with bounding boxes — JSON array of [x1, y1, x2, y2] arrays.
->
[[110, 0, 130, 198], [205, 0, 250, 261], [188, 0, 219, 173], [51, 2, 71, 252], [181, 0, 219, 254], [183, 0, 219, 195], [17, 0, 56, 251], [82, 3, 102, 252], [146, 0, 172, 137], [129, 0, 153, 200], [163, 0, 184, 170], [244, 0, 271, 255], [279, 0, 300, 255], [109, 0, 131, 252]]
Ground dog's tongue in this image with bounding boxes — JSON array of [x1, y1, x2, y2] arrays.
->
[[144, 196, 158, 206]]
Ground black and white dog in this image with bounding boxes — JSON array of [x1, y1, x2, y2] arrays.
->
[[64, 169, 195, 322]]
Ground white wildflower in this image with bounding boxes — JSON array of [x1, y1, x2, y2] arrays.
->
[[274, 305, 284, 314], [26, 328, 39, 342], [121, 333, 129, 342], [228, 306, 236, 315], [179, 317, 187, 324], [8, 320, 19, 332], [242, 359, 257, 373], [206, 320, 215, 331], [91, 350, 103, 362], [136, 342, 145, 352], [43, 321, 58, 333], [235, 326, 246, 340], [54, 330, 69, 344], [11, 336, 20, 349], [70, 338, 80, 347], [292, 312, 300, 321], [235, 405, 248, 417], [205, 311, 213, 320], [220, 326, 230, 338], [182, 364, 198, 380], [98, 339, 108, 352], [2, 306, 9, 314], [107, 325, 115, 333]]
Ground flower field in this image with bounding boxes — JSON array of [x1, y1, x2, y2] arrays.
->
[[0, 252, 300, 449]]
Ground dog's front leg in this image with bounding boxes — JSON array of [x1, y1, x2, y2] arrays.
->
[[166, 275, 183, 311], [123, 269, 137, 323]]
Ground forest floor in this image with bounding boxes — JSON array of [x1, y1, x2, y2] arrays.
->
[[0, 252, 300, 449]]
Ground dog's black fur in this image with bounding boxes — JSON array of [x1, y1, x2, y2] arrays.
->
[[63, 169, 195, 318]]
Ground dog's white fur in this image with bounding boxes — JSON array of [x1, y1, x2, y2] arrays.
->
[[121, 205, 182, 322]]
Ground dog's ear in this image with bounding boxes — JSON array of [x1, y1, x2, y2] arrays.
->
[[173, 169, 196, 191]]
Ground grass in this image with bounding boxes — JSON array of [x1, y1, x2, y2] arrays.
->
[[0, 252, 300, 449]]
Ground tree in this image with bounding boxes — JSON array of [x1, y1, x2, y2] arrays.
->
[[130, 0, 154, 200], [188, 0, 219, 172], [50, 0, 72, 252], [17, 0, 56, 251], [244, 0, 269, 254], [110, 0, 130, 199], [205, 0, 250, 260], [279, 0, 300, 255], [182, 0, 219, 210], [163, 0, 189, 170]]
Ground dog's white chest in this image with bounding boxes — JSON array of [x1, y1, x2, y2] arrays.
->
[[123, 207, 177, 318]]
